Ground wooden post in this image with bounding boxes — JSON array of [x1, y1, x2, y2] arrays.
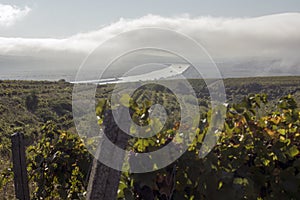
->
[[11, 132, 30, 200], [87, 108, 130, 200]]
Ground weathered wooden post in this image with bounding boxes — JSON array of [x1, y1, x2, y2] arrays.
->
[[11, 132, 30, 200], [87, 108, 130, 200]]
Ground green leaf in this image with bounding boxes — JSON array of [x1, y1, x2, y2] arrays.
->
[[278, 129, 286, 135], [119, 94, 131, 107], [287, 145, 299, 158]]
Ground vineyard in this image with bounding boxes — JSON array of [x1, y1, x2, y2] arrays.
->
[[0, 77, 299, 199]]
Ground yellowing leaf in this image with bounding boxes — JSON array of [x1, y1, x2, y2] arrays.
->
[[264, 128, 275, 137], [270, 116, 281, 125]]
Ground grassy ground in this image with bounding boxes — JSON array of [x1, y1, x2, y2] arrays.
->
[[0, 76, 299, 199]]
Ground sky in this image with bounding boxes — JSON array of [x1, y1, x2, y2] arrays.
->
[[0, 0, 300, 37], [0, 0, 300, 80]]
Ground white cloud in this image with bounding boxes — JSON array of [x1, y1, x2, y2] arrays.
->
[[0, 13, 300, 78], [1, 13, 299, 57], [0, 4, 31, 27]]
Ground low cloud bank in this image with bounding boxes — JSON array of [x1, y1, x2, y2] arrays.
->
[[0, 13, 299, 78]]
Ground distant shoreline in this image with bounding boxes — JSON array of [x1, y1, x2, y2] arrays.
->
[[0, 75, 300, 84]]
